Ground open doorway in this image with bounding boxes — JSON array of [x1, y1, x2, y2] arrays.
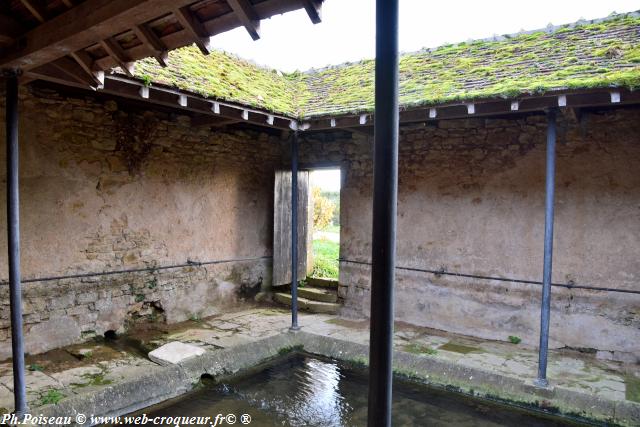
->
[[308, 168, 341, 281], [272, 166, 342, 314]]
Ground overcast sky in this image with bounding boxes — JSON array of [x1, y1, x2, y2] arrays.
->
[[212, 0, 640, 72]]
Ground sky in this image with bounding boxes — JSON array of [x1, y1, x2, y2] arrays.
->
[[311, 169, 341, 192], [212, 0, 640, 72]]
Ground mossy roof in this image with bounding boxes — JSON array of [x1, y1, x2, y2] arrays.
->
[[131, 12, 640, 119]]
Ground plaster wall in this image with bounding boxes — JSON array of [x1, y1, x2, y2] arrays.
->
[[0, 85, 281, 358], [300, 108, 640, 361]]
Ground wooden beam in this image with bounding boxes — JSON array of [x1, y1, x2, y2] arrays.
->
[[61, 0, 74, 7], [174, 6, 212, 55], [100, 38, 134, 76], [25, 64, 96, 90], [99, 76, 293, 130], [226, 0, 261, 40], [0, 15, 23, 45], [348, 126, 374, 137], [0, 0, 196, 70], [19, 0, 47, 24], [191, 115, 240, 127], [302, 0, 322, 24], [92, 0, 316, 71], [69, 50, 104, 86], [132, 24, 169, 67], [49, 56, 95, 86]]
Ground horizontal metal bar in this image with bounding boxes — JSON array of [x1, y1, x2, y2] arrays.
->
[[338, 258, 640, 295], [0, 256, 272, 285]]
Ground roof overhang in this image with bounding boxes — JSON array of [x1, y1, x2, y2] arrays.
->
[[300, 87, 640, 134], [0, 0, 323, 88], [71, 74, 640, 134]]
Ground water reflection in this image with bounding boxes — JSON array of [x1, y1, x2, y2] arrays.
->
[[127, 354, 584, 427]]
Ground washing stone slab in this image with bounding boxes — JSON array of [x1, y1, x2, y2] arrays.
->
[[148, 342, 205, 366]]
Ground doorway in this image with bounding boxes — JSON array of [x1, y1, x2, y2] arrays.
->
[[308, 168, 341, 281]]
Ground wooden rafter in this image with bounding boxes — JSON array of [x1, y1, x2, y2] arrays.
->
[[132, 24, 169, 67], [302, 0, 322, 24], [100, 38, 135, 77], [174, 6, 212, 55], [18, 0, 47, 23], [1, 0, 323, 72], [0, 15, 23, 45], [69, 50, 105, 86], [0, 0, 197, 70], [49, 56, 96, 86], [227, 0, 261, 41], [92, 0, 314, 71]]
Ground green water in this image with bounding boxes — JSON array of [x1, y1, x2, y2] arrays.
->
[[126, 354, 588, 426]]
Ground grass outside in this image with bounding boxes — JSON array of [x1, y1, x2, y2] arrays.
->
[[311, 238, 339, 279], [322, 223, 340, 233]]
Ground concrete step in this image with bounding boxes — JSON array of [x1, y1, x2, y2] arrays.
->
[[306, 277, 339, 289], [298, 286, 338, 303], [274, 292, 341, 314]]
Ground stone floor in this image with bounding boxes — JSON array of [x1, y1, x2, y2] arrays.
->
[[0, 306, 638, 414]]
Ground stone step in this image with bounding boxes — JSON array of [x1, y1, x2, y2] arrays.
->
[[298, 286, 338, 303], [306, 277, 339, 289], [274, 292, 341, 314]]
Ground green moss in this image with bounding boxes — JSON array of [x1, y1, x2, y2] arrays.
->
[[82, 372, 112, 387], [131, 13, 640, 118], [626, 375, 640, 403], [403, 343, 438, 355], [508, 336, 522, 344], [439, 342, 482, 354], [277, 344, 304, 356], [40, 389, 64, 406]]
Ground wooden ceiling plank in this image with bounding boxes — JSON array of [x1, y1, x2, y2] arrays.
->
[[0, 15, 25, 44], [100, 38, 135, 76], [61, 0, 74, 8], [133, 24, 169, 67], [88, 0, 313, 71], [49, 56, 95, 86], [18, 0, 48, 24], [0, 0, 196, 70], [226, 0, 261, 41], [174, 7, 212, 55], [302, 0, 322, 24], [25, 65, 95, 89], [69, 50, 105, 86]]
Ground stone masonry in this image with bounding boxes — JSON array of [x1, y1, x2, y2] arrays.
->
[[299, 107, 640, 362], [0, 84, 282, 358]]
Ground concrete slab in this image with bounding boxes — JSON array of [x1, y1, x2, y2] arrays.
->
[[148, 342, 205, 366]]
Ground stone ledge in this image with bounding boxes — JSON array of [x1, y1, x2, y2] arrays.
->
[[35, 331, 640, 426]]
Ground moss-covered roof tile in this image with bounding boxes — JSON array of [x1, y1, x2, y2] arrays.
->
[[131, 12, 640, 119]]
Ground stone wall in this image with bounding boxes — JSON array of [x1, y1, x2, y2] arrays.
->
[[0, 85, 282, 359], [299, 108, 640, 361]]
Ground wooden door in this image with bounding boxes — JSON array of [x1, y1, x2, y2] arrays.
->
[[273, 170, 310, 286]]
